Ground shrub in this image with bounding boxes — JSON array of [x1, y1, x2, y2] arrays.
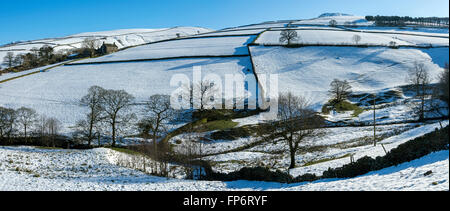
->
[[292, 173, 319, 183], [322, 156, 377, 178], [206, 167, 293, 183]]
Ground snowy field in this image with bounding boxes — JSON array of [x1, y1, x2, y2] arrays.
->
[[291, 14, 373, 26], [194, 29, 267, 37], [255, 29, 449, 47], [351, 26, 449, 35], [176, 121, 448, 175], [1, 14, 449, 191], [249, 45, 447, 109], [0, 57, 256, 131], [1, 121, 447, 191], [74, 36, 256, 63], [220, 22, 290, 31]]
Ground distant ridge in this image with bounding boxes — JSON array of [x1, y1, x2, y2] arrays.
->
[[318, 13, 353, 18]]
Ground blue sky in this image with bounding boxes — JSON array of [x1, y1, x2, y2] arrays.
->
[[0, 0, 448, 45]]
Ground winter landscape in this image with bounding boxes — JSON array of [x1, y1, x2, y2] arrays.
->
[[0, 1, 449, 193]]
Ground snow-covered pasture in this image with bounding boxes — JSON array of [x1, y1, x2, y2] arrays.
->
[[177, 121, 448, 178], [74, 36, 256, 63], [0, 57, 257, 132], [1, 121, 447, 191], [249, 45, 448, 110], [351, 26, 449, 35], [255, 29, 449, 47], [193, 29, 267, 37], [291, 15, 373, 26]]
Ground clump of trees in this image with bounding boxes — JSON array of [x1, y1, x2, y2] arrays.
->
[[0, 106, 64, 147], [2, 45, 68, 73], [1, 38, 107, 74], [329, 19, 338, 27], [75, 86, 136, 147], [81, 38, 101, 58], [365, 15, 449, 27]]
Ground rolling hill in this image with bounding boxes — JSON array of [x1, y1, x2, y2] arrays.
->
[[0, 13, 449, 191]]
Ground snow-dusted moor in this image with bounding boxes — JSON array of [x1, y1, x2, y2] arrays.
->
[[1, 11, 449, 192]]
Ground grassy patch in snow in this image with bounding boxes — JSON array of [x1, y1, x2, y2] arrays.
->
[[322, 100, 364, 117], [200, 120, 239, 132]]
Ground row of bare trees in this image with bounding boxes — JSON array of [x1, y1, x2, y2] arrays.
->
[[1, 38, 101, 75], [75, 85, 182, 149], [0, 106, 61, 146], [366, 15, 449, 27], [1, 46, 67, 73]]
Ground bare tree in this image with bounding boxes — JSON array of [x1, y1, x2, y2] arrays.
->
[[13, 54, 24, 67], [15, 107, 38, 140], [101, 89, 135, 147], [3, 52, 15, 68], [352, 34, 362, 45], [82, 38, 100, 57], [264, 92, 324, 169], [329, 19, 338, 27], [138, 95, 176, 160], [279, 29, 299, 46], [0, 107, 16, 141], [38, 45, 54, 64], [183, 80, 220, 111], [440, 63, 449, 106], [329, 79, 353, 104], [389, 41, 397, 48], [44, 117, 61, 147], [407, 62, 431, 121], [428, 63, 449, 128], [77, 86, 105, 146]]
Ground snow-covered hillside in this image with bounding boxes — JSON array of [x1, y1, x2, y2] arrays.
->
[[0, 14, 449, 191], [0, 57, 257, 130], [250, 46, 446, 109], [0, 27, 212, 68], [1, 121, 448, 191], [292, 13, 373, 26], [255, 29, 449, 47], [1, 16, 448, 131], [73, 35, 255, 63]]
